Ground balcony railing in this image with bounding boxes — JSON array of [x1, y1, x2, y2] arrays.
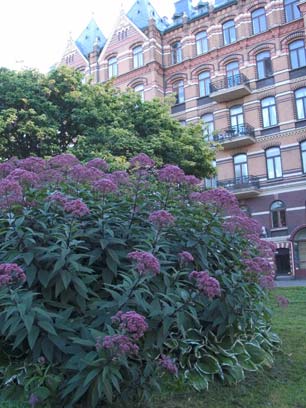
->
[[217, 176, 261, 198], [209, 74, 251, 102], [213, 124, 256, 148]]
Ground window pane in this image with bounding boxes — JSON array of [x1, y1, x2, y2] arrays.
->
[[272, 211, 279, 228], [262, 107, 270, 127], [275, 156, 282, 177], [280, 210, 287, 227], [234, 154, 247, 164], [266, 147, 280, 158], [267, 158, 275, 178]]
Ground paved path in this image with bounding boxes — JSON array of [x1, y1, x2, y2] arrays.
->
[[275, 278, 306, 287]]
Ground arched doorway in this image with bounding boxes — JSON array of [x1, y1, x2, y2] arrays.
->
[[293, 227, 306, 278]]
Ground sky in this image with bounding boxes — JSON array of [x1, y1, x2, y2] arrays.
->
[[0, 0, 177, 73]]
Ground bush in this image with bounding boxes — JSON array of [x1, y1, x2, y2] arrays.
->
[[0, 154, 279, 407]]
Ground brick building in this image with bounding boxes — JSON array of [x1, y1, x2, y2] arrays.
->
[[59, 0, 306, 278]]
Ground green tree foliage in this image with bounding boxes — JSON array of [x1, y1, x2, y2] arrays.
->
[[0, 68, 214, 177]]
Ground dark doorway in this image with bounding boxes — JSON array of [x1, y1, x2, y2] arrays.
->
[[275, 248, 291, 276]]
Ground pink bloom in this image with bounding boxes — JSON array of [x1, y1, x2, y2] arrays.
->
[[63, 199, 90, 217], [47, 191, 68, 205], [19, 157, 46, 173], [39, 169, 64, 185], [243, 257, 272, 274], [112, 311, 148, 340], [128, 251, 160, 275], [98, 335, 139, 355], [149, 210, 175, 229], [190, 188, 240, 213], [183, 175, 202, 186], [158, 165, 185, 184], [179, 251, 194, 263], [93, 178, 117, 194], [69, 164, 104, 184], [0, 161, 16, 178], [110, 171, 130, 186], [0, 263, 26, 287], [189, 270, 221, 299], [259, 274, 275, 290], [224, 215, 261, 236], [0, 178, 23, 209], [86, 158, 109, 171], [9, 169, 39, 187], [276, 295, 289, 307], [48, 154, 79, 169], [29, 394, 40, 408], [159, 354, 178, 375], [129, 153, 155, 169]]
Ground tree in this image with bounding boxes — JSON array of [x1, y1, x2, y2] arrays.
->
[[0, 67, 215, 177]]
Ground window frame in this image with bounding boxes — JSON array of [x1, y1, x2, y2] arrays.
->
[[261, 96, 277, 128], [270, 200, 287, 229], [252, 8, 267, 35], [295, 88, 306, 120], [202, 113, 214, 141], [171, 41, 183, 65], [289, 40, 306, 70], [300, 140, 306, 173], [256, 51, 273, 79], [196, 31, 208, 55], [198, 71, 211, 97], [108, 56, 118, 79], [134, 83, 144, 102], [284, 0, 301, 22], [133, 45, 144, 69], [173, 80, 185, 104], [233, 153, 248, 182], [265, 147, 283, 179], [223, 20, 236, 46]]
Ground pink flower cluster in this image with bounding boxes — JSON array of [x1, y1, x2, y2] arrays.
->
[[128, 251, 160, 275], [224, 215, 261, 236], [183, 175, 202, 186], [86, 158, 109, 171], [19, 157, 46, 173], [93, 178, 117, 194], [63, 199, 90, 218], [9, 169, 39, 187], [149, 210, 175, 229], [179, 251, 194, 264], [97, 335, 139, 355], [0, 178, 23, 209], [0, 263, 26, 286], [48, 191, 68, 205], [159, 354, 178, 375], [189, 270, 221, 299], [48, 153, 80, 169], [190, 188, 240, 213], [69, 164, 104, 184], [111, 311, 148, 340], [259, 274, 275, 290], [243, 257, 272, 275], [129, 153, 155, 169], [158, 165, 185, 184]]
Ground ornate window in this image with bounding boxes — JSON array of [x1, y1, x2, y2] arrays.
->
[[199, 72, 210, 97], [300, 141, 306, 173], [284, 0, 301, 22], [256, 51, 273, 79], [266, 147, 282, 179], [173, 80, 185, 104], [230, 105, 244, 133], [223, 20, 236, 45], [196, 31, 208, 55], [261, 97, 277, 128], [270, 201, 286, 228], [226, 61, 240, 87], [171, 42, 182, 65], [108, 57, 118, 78], [289, 40, 306, 69], [234, 154, 248, 182], [252, 8, 267, 34], [134, 84, 144, 102], [295, 88, 306, 120], [294, 228, 306, 269], [133, 46, 144, 69], [202, 113, 214, 141]]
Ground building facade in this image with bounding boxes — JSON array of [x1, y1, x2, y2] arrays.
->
[[59, 0, 306, 278]]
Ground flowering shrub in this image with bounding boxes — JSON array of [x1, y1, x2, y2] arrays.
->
[[0, 154, 279, 407]]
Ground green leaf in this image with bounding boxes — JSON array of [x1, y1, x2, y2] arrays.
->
[[28, 325, 40, 350], [38, 320, 57, 336]]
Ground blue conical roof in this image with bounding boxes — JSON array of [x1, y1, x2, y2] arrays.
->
[[76, 18, 106, 58], [127, 0, 168, 32]]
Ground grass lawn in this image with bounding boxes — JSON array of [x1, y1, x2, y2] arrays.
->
[[155, 287, 306, 408], [1, 287, 305, 408]]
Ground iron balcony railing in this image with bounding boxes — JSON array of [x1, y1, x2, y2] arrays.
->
[[213, 123, 255, 142], [217, 176, 260, 191], [210, 73, 250, 93]]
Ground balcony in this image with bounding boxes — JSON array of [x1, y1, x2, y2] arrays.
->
[[217, 176, 261, 199], [213, 124, 256, 149], [210, 74, 251, 102]]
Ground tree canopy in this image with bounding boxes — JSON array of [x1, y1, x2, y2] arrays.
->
[[0, 66, 215, 177]]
